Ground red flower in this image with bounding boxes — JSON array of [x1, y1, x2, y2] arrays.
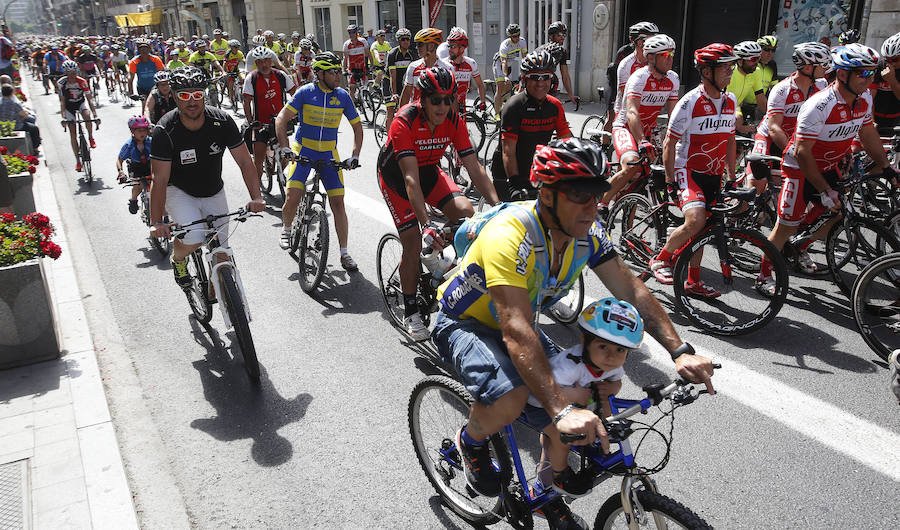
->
[[0, 212, 14, 223], [0, 146, 7, 154], [24, 213, 50, 228], [26, 156, 38, 164], [40, 226, 53, 237], [44, 242, 62, 259], [27, 165, 35, 174]]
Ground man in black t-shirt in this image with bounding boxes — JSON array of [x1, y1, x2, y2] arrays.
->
[[536, 22, 580, 107], [149, 66, 265, 289], [385, 27, 417, 124], [490, 50, 572, 201]]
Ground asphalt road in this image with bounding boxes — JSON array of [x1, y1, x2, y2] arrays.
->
[[25, 74, 900, 529]]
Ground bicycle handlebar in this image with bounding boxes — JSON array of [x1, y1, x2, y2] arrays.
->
[[170, 208, 262, 239], [61, 118, 101, 130]]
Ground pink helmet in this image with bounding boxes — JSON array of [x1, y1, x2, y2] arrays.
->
[[127, 115, 150, 129]]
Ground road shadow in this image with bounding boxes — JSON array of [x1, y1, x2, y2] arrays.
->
[[134, 244, 171, 269], [427, 495, 486, 530], [187, 317, 312, 467], [73, 177, 112, 196], [312, 269, 386, 316]]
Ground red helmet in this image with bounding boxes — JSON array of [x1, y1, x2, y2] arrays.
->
[[416, 66, 456, 96], [447, 27, 468, 47], [530, 138, 610, 190], [694, 43, 738, 68]]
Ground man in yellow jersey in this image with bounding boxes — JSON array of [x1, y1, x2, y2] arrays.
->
[[370, 29, 392, 99], [727, 40, 767, 134], [756, 35, 779, 93], [210, 29, 230, 63]]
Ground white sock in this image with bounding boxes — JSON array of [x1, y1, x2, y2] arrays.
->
[[340, 247, 348, 256]]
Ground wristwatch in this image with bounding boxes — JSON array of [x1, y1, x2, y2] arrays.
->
[[670, 342, 695, 362], [552, 403, 579, 426]]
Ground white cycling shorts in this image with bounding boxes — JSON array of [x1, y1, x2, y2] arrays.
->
[[165, 186, 230, 247]]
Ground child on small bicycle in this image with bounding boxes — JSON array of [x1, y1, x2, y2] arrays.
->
[[116, 115, 152, 214], [527, 297, 643, 500]]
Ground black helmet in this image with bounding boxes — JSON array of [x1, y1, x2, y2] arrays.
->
[[506, 23, 521, 36], [170, 66, 208, 91], [415, 66, 456, 96], [839, 28, 860, 45], [542, 42, 566, 64], [520, 50, 556, 75], [629, 21, 659, 42], [547, 22, 568, 36], [312, 51, 342, 71]]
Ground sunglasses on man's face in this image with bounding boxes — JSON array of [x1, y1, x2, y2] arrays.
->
[[854, 69, 875, 79], [887, 56, 900, 63], [415, 42, 427, 47], [655, 51, 674, 58], [762, 47, 776, 52], [744, 57, 759, 63], [428, 95, 453, 106], [558, 186, 601, 205], [176, 90, 205, 101], [526, 73, 553, 82], [399, 37, 411, 42]]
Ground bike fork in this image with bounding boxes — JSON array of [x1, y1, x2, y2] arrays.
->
[[619, 475, 665, 530]]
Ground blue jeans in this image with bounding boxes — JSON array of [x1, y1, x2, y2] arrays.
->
[[432, 310, 560, 429]]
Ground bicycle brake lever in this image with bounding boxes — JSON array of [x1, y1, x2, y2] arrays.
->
[[560, 433, 586, 444]]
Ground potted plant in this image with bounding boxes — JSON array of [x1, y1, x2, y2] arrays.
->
[[0, 119, 33, 155], [1, 146, 38, 216], [0, 212, 63, 369]]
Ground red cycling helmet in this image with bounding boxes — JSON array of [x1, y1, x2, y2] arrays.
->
[[694, 43, 738, 68], [447, 27, 468, 47], [530, 138, 610, 191], [416, 66, 456, 96]]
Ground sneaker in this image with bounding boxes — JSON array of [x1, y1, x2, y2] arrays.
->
[[89, 137, 96, 148], [797, 250, 819, 274], [551, 467, 594, 498], [455, 427, 501, 497], [535, 496, 589, 530], [683, 279, 722, 299], [649, 259, 674, 285], [171, 257, 192, 288], [340, 253, 358, 271], [75, 161, 82, 172], [403, 313, 430, 342], [889, 349, 900, 404], [755, 276, 776, 298], [279, 228, 291, 250], [128, 199, 138, 214]]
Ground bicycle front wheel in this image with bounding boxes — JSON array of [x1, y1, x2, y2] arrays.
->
[[594, 489, 712, 530], [852, 252, 900, 361], [606, 193, 663, 277], [826, 218, 900, 297], [579, 114, 606, 140], [408, 376, 504, 526], [298, 203, 329, 293], [373, 108, 387, 148], [376, 233, 406, 328], [219, 267, 260, 382], [547, 272, 585, 324], [358, 92, 374, 124], [673, 228, 788, 335], [465, 112, 486, 154], [185, 250, 213, 324], [260, 153, 274, 193]]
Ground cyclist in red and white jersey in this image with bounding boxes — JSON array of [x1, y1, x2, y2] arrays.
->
[[445, 27, 487, 115], [399, 28, 451, 107], [377, 67, 498, 340], [649, 43, 738, 298], [599, 34, 679, 212], [746, 42, 830, 195], [606, 22, 658, 134], [342, 24, 370, 101], [58, 59, 99, 173], [757, 44, 899, 294]]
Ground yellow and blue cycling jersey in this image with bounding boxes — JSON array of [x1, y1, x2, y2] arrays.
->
[[437, 202, 616, 330], [283, 82, 361, 196]]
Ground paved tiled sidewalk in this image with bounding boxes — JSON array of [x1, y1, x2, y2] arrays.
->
[[0, 152, 138, 527]]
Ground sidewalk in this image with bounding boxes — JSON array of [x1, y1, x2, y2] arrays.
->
[[0, 85, 138, 528]]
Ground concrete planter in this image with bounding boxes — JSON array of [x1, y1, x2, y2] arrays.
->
[[7, 170, 35, 217], [0, 258, 60, 369], [0, 131, 33, 156]]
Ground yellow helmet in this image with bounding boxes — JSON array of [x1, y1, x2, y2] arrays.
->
[[414, 28, 443, 45]]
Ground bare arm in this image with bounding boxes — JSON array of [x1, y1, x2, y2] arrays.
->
[[149, 158, 170, 225], [625, 96, 643, 142], [460, 152, 498, 205], [796, 138, 829, 193], [399, 84, 412, 108], [662, 133, 677, 183], [726, 133, 736, 181], [559, 64, 576, 102], [501, 137, 519, 179], [242, 93, 253, 123], [144, 93, 155, 123], [275, 105, 296, 148], [475, 74, 487, 104], [350, 120, 363, 157], [858, 123, 892, 169], [767, 112, 787, 150]]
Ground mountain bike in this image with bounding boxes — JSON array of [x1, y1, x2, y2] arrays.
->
[[61, 117, 100, 186], [252, 119, 288, 205], [287, 156, 353, 293], [207, 74, 225, 107], [222, 71, 243, 111], [120, 162, 170, 257], [373, 107, 388, 148], [104, 68, 119, 103], [170, 209, 262, 382], [409, 373, 715, 529], [348, 72, 376, 125]]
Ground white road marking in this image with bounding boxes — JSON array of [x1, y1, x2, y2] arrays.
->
[[344, 187, 900, 482]]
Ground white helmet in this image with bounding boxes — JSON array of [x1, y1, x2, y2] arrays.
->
[[792, 42, 831, 68], [881, 32, 900, 59], [264, 30, 275, 37], [734, 40, 763, 59], [62, 60, 78, 72], [252, 35, 266, 45], [643, 34, 676, 55], [831, 43, 880, 70], [228, 39, 241, 47], [247, 46, 276, 62]]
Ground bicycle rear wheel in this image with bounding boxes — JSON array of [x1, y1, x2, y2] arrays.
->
[[594, 489, 712, 530], [80, 137, 93, 185], [260, 152, 274, 193], [606, 193, 663, 277], [376, 233, 406, 328], [465, 112, 486, 154], [219, 267, 260, 382], [298, 203, 329, 293], [482, 130, 499, 169], [826, 218, 900, 297], [408, 376, 504, 526], [852, 252, 900, 361], [579, 114, 606, 140], [358, 91, 374, 124], [185, 250, 213, 324], [373, 108, 387, 148], [672, 228, 788, 335], [547, 272, 585, 324]]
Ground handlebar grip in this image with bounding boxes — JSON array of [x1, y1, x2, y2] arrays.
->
[[559, 433, 586, 444]]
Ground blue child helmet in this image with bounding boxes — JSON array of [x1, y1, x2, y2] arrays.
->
[[577, 297, 644, 349]]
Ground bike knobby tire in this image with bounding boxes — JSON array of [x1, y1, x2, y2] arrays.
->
[[673, 228, 788, 335], [547, 272, 585, 324], [851, 252, 900, 361], [594, 489, 712, 530], [298, 203, 329, 293], [408, 375, 505, 526], [219, 267, 260, 382], [185, 250, 213, 324]]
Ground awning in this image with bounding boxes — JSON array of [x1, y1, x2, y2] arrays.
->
[[114, 8, 163, 28]]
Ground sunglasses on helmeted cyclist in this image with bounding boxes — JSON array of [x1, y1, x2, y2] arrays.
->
[[427, 95, 453, 106], [761, 47, 776, 52], [175, 90, 205, 101], [557, 186, 602, 205], [654, 51, 675, 58], [399, 37, 411, 41], [525, 73, 554, 81]]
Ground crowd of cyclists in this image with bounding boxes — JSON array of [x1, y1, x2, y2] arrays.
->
[[7, 18, 900, 528]]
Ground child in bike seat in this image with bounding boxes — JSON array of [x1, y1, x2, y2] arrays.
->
[[116, 115, 152, 214], [527, 297, 643, 499]]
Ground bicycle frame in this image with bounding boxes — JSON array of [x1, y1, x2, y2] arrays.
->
[[205, 243, 251, 330]]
